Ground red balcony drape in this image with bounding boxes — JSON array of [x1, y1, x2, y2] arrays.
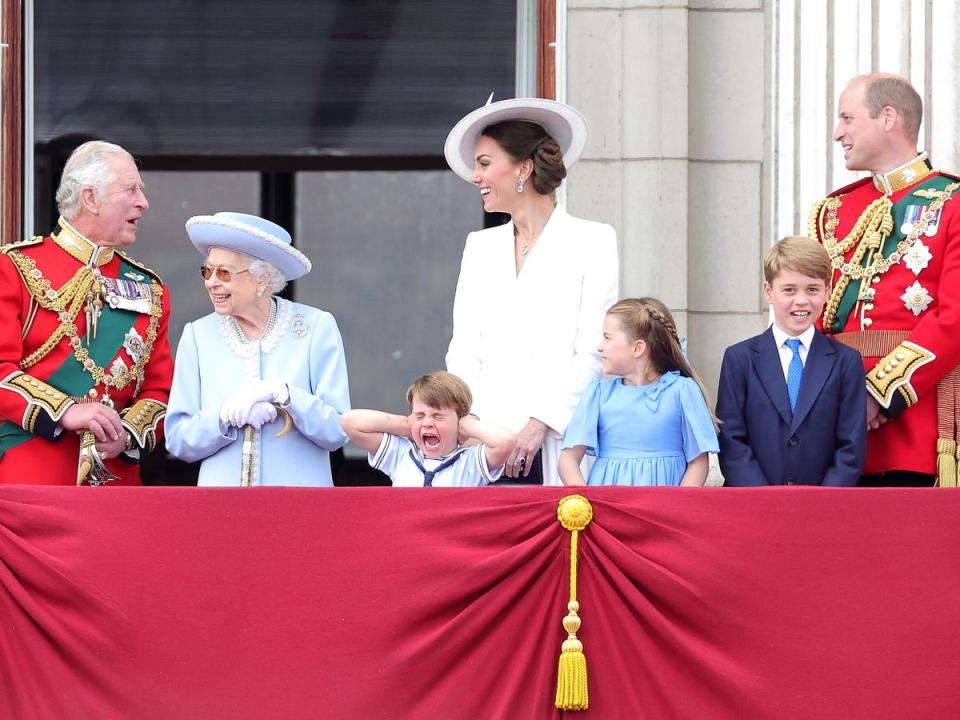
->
[[1, 486, 958, 719]]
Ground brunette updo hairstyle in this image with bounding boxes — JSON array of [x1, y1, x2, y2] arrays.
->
[[480, 120, 567, 195]]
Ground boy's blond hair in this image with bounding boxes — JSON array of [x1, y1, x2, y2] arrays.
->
[[405, 371, 472, 418], [763, 236, 832, 285]]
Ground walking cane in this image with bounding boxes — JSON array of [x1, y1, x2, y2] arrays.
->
[[240, 405, 292, 486]]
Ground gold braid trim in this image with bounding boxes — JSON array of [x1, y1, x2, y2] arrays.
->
[[1, 370, 73, 424], [821, 182, 960, 331], [120, 398, 166, 452], [865, 340, 935, 409], [5, 249, 96, 311], [9, 245, 163, 396], [6, 249, 97, 368], [820, 197, 893, 331], [24, 405, 42, 434], [0, 236, 43, 254], [67, 282, 163, 395], [807, 198, 828, 241]]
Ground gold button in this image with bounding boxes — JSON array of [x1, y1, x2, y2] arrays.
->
[[863, 318, 874, 327], [878, 370, 886, 379], [895, 352, 906, 360], [865, 303, 875, 310]]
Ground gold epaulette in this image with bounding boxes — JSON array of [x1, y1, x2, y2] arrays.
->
[[116, 250, 164, 284], [865, 340, 936, 409], [0, 236, 44, 254]]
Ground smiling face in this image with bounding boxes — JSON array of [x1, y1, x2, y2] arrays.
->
[[203, 247, 263, 319], [470, 134, 526, 214], [88, 154, 150, 247], [764, 268, 828, 336], [408, 395, 460, 459], [833, 80, 889, 172], [597, 314, 642, 377]]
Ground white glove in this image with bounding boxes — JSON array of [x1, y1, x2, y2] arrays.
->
[[245, 379, 289, 406], [220, 380, 289, 429], [246, 402, 278, 430]]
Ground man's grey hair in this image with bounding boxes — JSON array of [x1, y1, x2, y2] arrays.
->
[[55, 141, 134, 219]]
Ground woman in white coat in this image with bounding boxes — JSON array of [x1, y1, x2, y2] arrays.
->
[[444, 98, 619, 485]]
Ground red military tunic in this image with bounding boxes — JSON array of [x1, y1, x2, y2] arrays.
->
[[810, 154, 960, 479], [0, 219, 173, 484]]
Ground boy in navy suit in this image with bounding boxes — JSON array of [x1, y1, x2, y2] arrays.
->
[[717, 236, 866, 486]]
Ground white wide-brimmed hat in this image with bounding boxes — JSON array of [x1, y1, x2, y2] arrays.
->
[[186, 212, 312, 281], [443, 96, 589, 182]]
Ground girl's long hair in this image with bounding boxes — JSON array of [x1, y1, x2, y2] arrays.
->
[[606, 297, 719, 429]]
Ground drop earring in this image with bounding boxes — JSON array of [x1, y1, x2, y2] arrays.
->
[[517, 176, 525, 193]]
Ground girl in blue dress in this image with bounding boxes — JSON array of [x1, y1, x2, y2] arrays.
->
[[559, 298, 719, 487]]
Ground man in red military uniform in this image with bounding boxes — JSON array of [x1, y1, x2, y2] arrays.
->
[[0, 141, 173, 485], [810, 73, 960, 486]]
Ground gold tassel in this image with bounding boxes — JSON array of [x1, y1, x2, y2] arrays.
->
[[555, 495, 593, 711], [936, 438, 957, 488]]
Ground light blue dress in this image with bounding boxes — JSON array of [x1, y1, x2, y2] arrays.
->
[[562, 372, 719, 486], [166, 298, 350, 486]]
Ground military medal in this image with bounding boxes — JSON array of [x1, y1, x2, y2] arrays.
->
[[900, 281, 933, 316], [101, 277, 154, 314], [924, 207, 943, 237], [123, 327, 146, 363], [903, 239, 932, 275], [900, 204, 923, 235]]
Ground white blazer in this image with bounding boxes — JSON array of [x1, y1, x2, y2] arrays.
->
[[446, 205, 619, 484]]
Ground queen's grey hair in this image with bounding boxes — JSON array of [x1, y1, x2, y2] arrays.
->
[[55, 141, 134, 219], [248, 258, 288, 295]]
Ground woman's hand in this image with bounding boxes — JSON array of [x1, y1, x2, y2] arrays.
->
[[505, 418, 548, 478]]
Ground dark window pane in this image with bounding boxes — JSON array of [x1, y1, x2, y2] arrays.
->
[[34, 0, 516, 157], [295, 170, 480, 425]]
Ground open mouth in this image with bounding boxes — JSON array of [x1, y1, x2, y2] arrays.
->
[[480, 188, 491, 196], [790, 311, 810, 318], [422, 433, 441, 450], [211, 292, 230, 304]]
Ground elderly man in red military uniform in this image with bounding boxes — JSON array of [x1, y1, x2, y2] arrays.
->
[[810, 73, 960, 487], [0, 141, 173, 485]]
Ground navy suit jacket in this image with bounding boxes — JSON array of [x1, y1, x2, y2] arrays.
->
[[716, 327, 866, 486]]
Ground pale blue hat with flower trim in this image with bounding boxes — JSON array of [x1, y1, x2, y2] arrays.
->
[[185, 212, 312, 280]]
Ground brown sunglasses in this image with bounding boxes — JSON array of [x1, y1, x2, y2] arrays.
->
[[199, 266, 251, 282]]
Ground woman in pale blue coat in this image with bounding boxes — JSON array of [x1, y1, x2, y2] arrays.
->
[[166, 212, 350, 486]]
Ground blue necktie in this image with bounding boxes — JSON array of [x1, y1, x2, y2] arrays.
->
[[407, 448, 466, 486], [785, 338, 803, 412]]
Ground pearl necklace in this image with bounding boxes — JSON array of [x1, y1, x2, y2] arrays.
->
[[232, 298, 277, 344]]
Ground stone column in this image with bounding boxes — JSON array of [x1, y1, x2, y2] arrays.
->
[[565, 0, 769, 395]]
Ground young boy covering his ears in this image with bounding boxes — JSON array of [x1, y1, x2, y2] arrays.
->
[[341, 371, 514, 486]]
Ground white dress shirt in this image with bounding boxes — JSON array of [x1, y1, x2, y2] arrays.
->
[[770, 323, 815, 383]]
